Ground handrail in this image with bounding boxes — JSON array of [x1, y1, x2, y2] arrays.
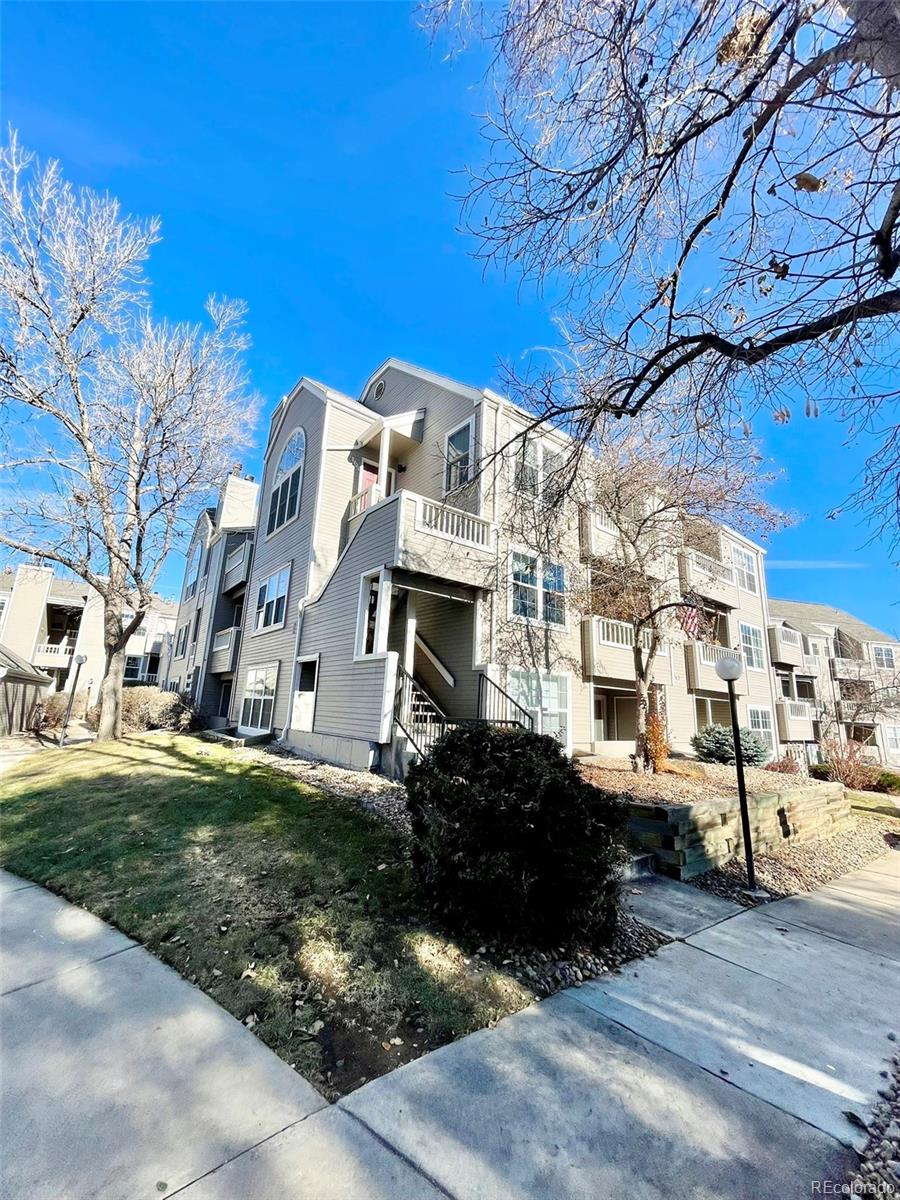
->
[[779, 627, 801, 647], [595, 617, 654, 651], [699, 642, 742, 666], [35, 641, 76, 656], [416, 497, 493, 548], [478, 674, 534, 731], [781, 699, 811, 719], [685, 548, 735, 583]]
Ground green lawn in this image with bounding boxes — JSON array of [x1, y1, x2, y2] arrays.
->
[[0, 733, 533, 1098]]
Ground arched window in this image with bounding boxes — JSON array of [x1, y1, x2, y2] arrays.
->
[[266, 428, 305, 535]]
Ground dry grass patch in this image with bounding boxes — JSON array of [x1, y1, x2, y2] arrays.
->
[[0, 732, 536, 1098]]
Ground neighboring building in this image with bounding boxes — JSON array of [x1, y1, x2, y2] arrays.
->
[[0, 563, 177, 706], [768, 599, 900, 767], [0, 642, 51, 735], [162, 471, 259, 724]]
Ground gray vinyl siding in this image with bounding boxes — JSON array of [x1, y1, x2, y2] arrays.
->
[[412, 592, 480, 721], [361, 365, 482, 505], [297, 499, 401, 743], [166, 512, 214, 694], [310, 403, 373, 593], [234, 387, 327, 733]]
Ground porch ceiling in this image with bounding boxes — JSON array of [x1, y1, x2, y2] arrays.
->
[[390, 569, 476, 604], [355, 410, 424, 454]]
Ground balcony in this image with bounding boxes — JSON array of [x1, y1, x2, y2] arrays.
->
[[831, 656, 875, 681], [679, 549, 739, 609], [579, 508, 618, 559], [349, 491, 496, 589], [685, 641, 747, 695], [582, 616, 668, 681], [776, 698, 815, 742], [209, 626, 241, 674], [767, 624, 804, 667], [33, 640, 76, 667], [222, 542, 251, 592], [801, 652, 820, 675]]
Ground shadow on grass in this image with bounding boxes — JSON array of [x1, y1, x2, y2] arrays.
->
[[0, 733, 535, 1097]]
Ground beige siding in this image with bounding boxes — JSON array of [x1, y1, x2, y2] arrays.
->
[[3, 566, 52, 661], [297, 500, 401, 743], [309, 402, 373, 594], [234, 387, 327, 733]]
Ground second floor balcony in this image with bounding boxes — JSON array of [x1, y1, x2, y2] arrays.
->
[[347, 489, 496, 589], [222, 541, 251, 592], [685, 641, 748, 696], [581, 616, 668, 682], [33, 638, 76, 667], [831, 655, 876, 682], [209, 625, 242, 674]]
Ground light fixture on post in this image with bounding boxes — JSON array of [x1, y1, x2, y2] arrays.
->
[[59, 654, 88, 748], [714, 654, 766, 896]]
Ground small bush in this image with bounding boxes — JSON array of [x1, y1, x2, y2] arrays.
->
[[690, 723, 769, 767], [818, 738, 872, 790], [869, 769, 900, 796], [645, 712, 670, 773], [764, 755, 802, 775], [87, 686, 193, 734], [809, 762, 831, 781], [406, 725, 629, 947]]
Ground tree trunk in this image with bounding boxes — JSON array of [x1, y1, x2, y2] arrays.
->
[[633, 674, 651, 774], [96, 603, 126, 742]]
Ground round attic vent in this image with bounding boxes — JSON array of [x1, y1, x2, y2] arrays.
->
[[371, 378, 386, 403]]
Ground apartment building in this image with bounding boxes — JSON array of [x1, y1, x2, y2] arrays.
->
[[768, 599, 900, 767], [162, 472, 259, 722], [0, 563, 177, 706], [164, 358, 782, 775]]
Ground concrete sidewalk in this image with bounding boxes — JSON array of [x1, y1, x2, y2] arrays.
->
[[2, 853, 897, 1200]]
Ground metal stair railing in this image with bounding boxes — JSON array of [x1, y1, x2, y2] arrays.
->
[[477, 673, 534, 731]]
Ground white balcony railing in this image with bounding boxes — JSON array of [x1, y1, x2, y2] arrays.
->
[[349, 484, 382, 519], [417, 499, 493, 549], [35, 641, 76, 657], [685, 548, 735, 583], [699, 642, 742, 667], [592, 510, 617, 535], [802, 653, 819, 670], [212, 628, 233, 652], [785, 699, 811, 720], [780, 627, 802, 647], [596, 618, 654, 652]]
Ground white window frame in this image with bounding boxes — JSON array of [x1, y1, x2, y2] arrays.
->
[[508, 668, 573, 755], [354, 568, 392, 660], [510, 549, 567, 628], [886, 725, 900, 752], [253, 564, 291, 634], [443, 417, 475, 496], [514, 436, 540, 497], [747, 706, 775, 758], [124, 655, 142, 681], [239, 663, 279, 733], [174, 623, 189, 659], [266, 428, 306, 538], [740, 621, 766, 672], [731, 545, 758, 594], [873, 644, 896, 670]]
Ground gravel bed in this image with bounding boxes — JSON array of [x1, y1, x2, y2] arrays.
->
[[689, 815, 900, 907], [582, 761, 825, 807], [239, 744, 410, 831], [850, 1042, 900, 1197]]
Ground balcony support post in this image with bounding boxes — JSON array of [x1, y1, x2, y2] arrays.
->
[[377, 428, 391, 496]]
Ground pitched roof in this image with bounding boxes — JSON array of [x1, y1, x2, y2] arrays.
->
[[0, 642, 51, 685], [769, 598, 896, 645]]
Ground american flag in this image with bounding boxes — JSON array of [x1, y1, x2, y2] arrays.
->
[[677, 593, 702, 638]]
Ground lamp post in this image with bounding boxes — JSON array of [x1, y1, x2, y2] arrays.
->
[[714, 655, 765, 896], [59, 654, 87, 747]]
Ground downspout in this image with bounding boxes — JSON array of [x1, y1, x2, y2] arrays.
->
[[279, 598, 307, 746]]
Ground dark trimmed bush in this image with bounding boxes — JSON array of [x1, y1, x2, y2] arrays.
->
[[871, 769, 900, 796], [809, 762, 832, 781], [690, 723, 769, 766], [405, 724, 629, 947]]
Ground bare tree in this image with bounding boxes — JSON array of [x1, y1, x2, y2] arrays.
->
[[0, 134, 257, 739], [496, 417, 784, 769], [424, 0, 900, 546]]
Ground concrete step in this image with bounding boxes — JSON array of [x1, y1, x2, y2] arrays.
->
[[622, 852, 656, 881], [200, 729, 273, 749]]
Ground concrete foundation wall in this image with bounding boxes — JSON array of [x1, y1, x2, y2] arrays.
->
[[281, 728, 377, 772], [628, 782, 850, 880]]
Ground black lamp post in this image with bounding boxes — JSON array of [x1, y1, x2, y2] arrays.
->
[[58, 654, 87, 747], [714, 654, 765, 896]]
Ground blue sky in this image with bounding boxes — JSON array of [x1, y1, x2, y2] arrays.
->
[[2, 1, 897, 635]]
